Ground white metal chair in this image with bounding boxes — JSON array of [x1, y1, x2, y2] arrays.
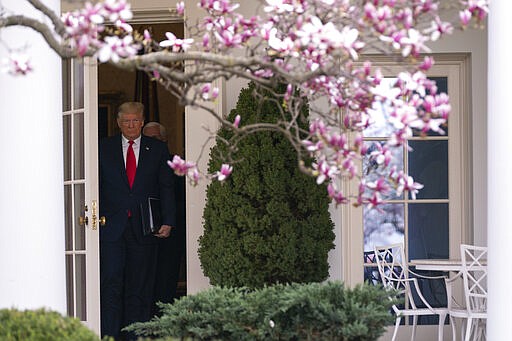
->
[[374, 243, 449, 341], [445, 244, 487, 341]]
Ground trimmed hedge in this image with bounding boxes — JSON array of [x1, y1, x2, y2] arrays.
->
[[127, 281, 394, 341], [199, 82, 335, 288], [0, 308, 101, 341]]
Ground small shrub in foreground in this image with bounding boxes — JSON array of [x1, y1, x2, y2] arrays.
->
[[0, 308, 100, 341], [127, 281, 394, 341]]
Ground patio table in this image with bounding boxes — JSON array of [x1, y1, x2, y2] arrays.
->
[[411, 258, 487, 272]]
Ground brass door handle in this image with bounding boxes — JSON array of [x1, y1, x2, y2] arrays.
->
[[91, 200, 106, 229], [79, 216, 89, 226]]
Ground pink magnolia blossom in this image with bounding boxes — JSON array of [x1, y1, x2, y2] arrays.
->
[[395, 172, 424, 200], [159, 32, 194, 52], [366, 192, 383, 210], [97, 35, 139, 63], [419, 56, 435, 71], [168, 156, 201, 186], [459, 9, 472, 26], [366, 178, 390, 195], [327, 183, 348, 206], [215, 164, 233, 181], [168, 155, 197, 176], [233, 114, 241, 128], [102, 0, 133, 22], [313, 159, 339, 185], [176, 1, 185, 16], [2, 53, 33, 76]]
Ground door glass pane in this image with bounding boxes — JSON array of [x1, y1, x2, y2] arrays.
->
[[73, 60, 84, 109], [76, 254, 87, 320], [408, 140, 448, 199], [364, 203, 404, 251], [66, 255, 74, 316], [64, 185, 72, 251], [74, 184, 85, 250], [413, 77, 449, 137], [74, 112, 85, 180], [408, 203, 449, 260], [63, 115, 71, 181], [62, 60, 71, 111], [364, 77, 397, 138], [363, 141, 403, 200]]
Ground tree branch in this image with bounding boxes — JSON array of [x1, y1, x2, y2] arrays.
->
[[1, 15, 80, 58], [27, 0, 66, 35]]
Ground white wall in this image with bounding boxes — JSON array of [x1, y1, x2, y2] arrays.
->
[[0, 0, 66, 312]]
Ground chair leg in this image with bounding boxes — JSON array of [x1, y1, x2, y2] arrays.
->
[[449, 316, 457, 341], [438, 313, 447, 341], [476, 319, 486, 341], [411, 315, 418, 341], [464, 318, 473, 341], [391, 316, 401, 341]]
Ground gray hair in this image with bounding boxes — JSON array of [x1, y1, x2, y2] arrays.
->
[[117, 102, 145, 119], [143, 121, 167, 140]]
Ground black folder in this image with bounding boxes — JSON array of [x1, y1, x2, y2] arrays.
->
[[140, 197, 162, 236]]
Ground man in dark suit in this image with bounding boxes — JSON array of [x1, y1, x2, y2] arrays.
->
[[99, 102, 176, 340]]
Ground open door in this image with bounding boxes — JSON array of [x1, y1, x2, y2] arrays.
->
[[62, 57, 101, 334]]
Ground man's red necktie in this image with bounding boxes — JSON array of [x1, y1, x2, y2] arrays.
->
[[126, 140, 136, 189]]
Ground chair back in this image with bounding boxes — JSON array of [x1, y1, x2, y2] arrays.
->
[[374, 244, 416, 306], [460, 244, 487, 314]]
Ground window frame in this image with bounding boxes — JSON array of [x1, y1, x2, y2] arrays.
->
[[339, 54, 473, 286]]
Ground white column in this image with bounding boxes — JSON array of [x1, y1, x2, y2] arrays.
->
[[0, 0, 65, 313], [488, 0, 512, 338]]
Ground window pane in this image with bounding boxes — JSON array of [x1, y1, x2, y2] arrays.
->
[[363, 141, 404, 200], [412, 77, 449, 137], [62, 60, 71, 111], [408, 203, 449, 260], [74, 184, 86, 251], [73, 112, 85, 180], [66, 255, 74, 317], [408, 140, 448, 200], [364, 203, 404, 251], [63, 115, 71, 181], [73, 60, 84, 110], [363, 265, 381, 286], [64, 185, 72, 251], [364, 77, 397, 138], [76, 254, 87, 320]]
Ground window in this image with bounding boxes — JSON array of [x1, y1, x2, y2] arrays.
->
[[341, 55, 472, 289]]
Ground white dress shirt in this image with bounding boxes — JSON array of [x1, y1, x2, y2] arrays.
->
[[122, 135, 141, 166]]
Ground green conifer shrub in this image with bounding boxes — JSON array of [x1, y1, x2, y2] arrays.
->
[[0, 308, 102, 341], [199, 82, 335, 288], [127, 281, 395, 341]]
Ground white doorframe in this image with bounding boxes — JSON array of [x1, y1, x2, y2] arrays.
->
[[84, 57, 101, 333]]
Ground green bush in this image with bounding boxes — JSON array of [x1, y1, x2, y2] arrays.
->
[[0, 308, 100, 341], [199, 82, 335, 288], [127, 281, 394, 341]]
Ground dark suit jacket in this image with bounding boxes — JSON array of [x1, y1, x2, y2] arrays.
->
[[99, 134, 176, 243]]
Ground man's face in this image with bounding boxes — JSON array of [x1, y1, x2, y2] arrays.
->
[[143, 125, 166, 142], [117, 112, 144, 140]]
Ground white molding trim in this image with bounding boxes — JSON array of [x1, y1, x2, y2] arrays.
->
[[130, 8, 183, 24]]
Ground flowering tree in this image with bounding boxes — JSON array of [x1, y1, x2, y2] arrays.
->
[[0, 0, 489, 207]]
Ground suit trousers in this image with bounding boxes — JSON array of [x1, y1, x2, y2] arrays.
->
[[100, 219, 157, 340]]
